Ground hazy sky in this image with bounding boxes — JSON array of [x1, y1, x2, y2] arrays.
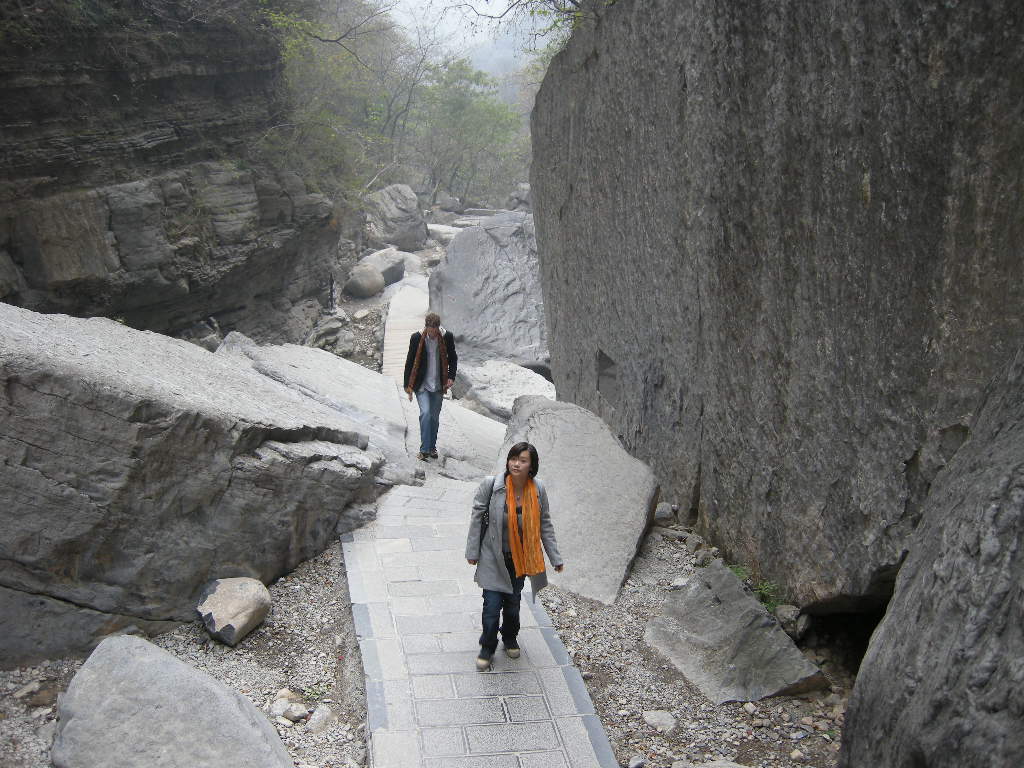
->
[[389, 0, 537, 75]]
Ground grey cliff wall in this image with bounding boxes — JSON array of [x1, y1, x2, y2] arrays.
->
[[0, 9, 360, 344], [840, 347, 1024, 767], [531, 0, 1024, 613]]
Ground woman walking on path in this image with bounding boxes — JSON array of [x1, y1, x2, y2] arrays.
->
[[465, 442, 565, 671], [403, 312, 457, 461]]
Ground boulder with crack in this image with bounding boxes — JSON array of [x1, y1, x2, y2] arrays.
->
[[456, 360, 555, 422], [500, 396, 657, 603], [365, 183, 427, 251], [0, 304, 387, 666], [428, 211, 548, 368], [51, 635, 292, 768], [645, 560, 828, 704]]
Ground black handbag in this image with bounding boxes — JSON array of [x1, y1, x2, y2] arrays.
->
[[480, 475, 495, 539]]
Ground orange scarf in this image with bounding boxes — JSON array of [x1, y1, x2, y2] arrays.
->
[[506, 478, 545, 577]]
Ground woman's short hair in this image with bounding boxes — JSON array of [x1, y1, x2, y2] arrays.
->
[[424, 312, 441, 328], [505, 441, 539, 477]]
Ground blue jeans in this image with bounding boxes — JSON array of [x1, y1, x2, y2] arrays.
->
[[415, 389, 443, 453], [479, 554, 525, 657]]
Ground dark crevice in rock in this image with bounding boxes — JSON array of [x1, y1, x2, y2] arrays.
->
[[0, 574, 180, 625], [685, 460, 701, 528], [234, 424, 369, 459]]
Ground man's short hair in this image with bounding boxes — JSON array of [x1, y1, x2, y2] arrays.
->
[[425, 312, 441, 328]]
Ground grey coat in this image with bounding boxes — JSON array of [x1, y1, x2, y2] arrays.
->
[[465, 475, 563, 596]]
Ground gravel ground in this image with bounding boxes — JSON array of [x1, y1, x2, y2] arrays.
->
[[1, 507, 852, 768], [0, 526, 370, 768], [538, 524, 851, 768]]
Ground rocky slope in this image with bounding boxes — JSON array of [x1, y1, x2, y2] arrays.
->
[[0, 3, 359, 344]]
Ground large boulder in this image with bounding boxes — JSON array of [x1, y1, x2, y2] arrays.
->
[[0, 304, 387, 666], [360, 247, 406, 285], [218, 333, 419, 486], [426, 223, 460, 246], [51, 635, 292, 768], [840, 348, 1024, 768], [365, 183, 427, 251], [645, 561, 828, 704], [343, 263, 385, 298], [456, 360, 556, 422], [500, 396, 657, 603], [428, 211, 548, 367]]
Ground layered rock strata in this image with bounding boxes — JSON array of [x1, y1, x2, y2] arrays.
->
[[0, 9, 359, 343], [0, 304, 387, 666], [531, 0, 1024, 612]]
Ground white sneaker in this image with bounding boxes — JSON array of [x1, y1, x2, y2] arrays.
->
[[505, 646, 520, 659], [475, 654, 491, 671]]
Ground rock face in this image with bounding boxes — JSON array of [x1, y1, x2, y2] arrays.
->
[[531, 0, 1024, 614], [840, 348, 1024, 768], [429, 212, 548, 368], [365, 184, 427, 251], [456, 360, 556, 422], [645, 561, 828, 704], [500, 396, 657, 604], [196, 578, 272, 646], [533, 3, 1024, 763], [0, 12, 360, 346], [0, 304, 390, 666], [51, 635, 291, 768]]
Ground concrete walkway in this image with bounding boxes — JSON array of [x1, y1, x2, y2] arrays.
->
[[382, 280, 429, 383], [342, 478, 617, 768]]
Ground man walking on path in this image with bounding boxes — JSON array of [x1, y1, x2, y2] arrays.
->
[[404, 312, 457, 461]]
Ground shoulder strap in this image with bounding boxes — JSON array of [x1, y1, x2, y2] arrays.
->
[[481, 475, 495, 536]]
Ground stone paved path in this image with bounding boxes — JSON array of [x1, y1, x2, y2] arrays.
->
[[342, 478, 617, 768], [382, 281, 429, 383]]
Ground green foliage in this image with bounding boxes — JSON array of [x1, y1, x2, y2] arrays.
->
[[753, 580, 780, 613], [727, 563, 751, 582]]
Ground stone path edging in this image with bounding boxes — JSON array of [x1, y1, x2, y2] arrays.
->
[[342, 479, 617, 768]]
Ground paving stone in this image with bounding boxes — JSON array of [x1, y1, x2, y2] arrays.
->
[[348, 569, 388, 603], [411, 675, 455, 699], [555, 716, 617, 768], [415, 698, 506, 727], [412, 538, 467, 552], [505, 695, 551, 722], [428, 595, 484, 614], [377, 538, 414, 554], [520, 751, 570, 768], [384, 551, 464, 568], [439, 631, 482, 653], [515, 628, 559, 668], [390, 597, 439, 616], [360, 638, 408, 680], [373, 730, 422, 768], [537, 667, 593, 716], [465, 721, 559, 753], [453, 671, 541, 697], [396, 613, 479, 635], [407, 651, 480, 675], [403, 635, 443, 655], [378, 525, 437, 540], [421, 727, 466, 756], [384, 567, 423, 582], [423, 757, 518, 768], [389, 580, 461, 597]]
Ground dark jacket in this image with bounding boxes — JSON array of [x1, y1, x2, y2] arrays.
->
[[464, 475, 562, 596], [403, 329, 457, 391]]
